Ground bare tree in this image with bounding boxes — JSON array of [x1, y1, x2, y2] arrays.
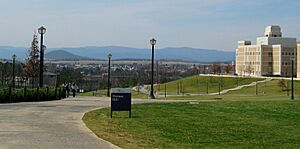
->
[[211, 63, 221, 74], [277, 79, 287, 91], [244, 64, 253, 76], [224, 64, 232, 74]]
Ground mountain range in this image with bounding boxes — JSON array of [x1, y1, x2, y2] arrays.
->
[[0, 46, 235, 62]]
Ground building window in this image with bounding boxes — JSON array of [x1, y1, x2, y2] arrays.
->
[[268, 62, 272, 66], [268, 52, 272, 57]]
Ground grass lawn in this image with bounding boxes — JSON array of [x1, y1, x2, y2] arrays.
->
[[131, 90, 149, 99], [83, 96, 300, 149], [227, 79, 300, 96], [80, 89, 107, 96], [154, 75, 264, 94], [80, 89, 149, 99]]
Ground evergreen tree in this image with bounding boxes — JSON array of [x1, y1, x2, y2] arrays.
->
[[23, 33, 39, 87]]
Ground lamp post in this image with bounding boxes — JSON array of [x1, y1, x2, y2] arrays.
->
[[107, 53, 112, 97], [0, 62, 3, 86], [38, 26, 46, 87], [12, 54, 16, 88], [150, 38, 156, 99], [291, 55, 295, 100]]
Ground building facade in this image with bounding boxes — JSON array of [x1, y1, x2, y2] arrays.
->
[[236, 25, 297, 77]]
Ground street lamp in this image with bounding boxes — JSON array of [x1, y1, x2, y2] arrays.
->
[[150, 38, 156, 99], [0, 62, 3, 86], [12, 54, 16, 88], [38, 26, 46, 87], [107, 53, 112, 97], [291, 53, 295, 100]]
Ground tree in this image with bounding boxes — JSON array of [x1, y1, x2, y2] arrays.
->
[[211, 63, 221, 74], [58, 68, 83, 85], [244, 64, 253, 76], [224, 64, 232, 74], [23, 33, 39, 87], [277, 79, 287, 91]]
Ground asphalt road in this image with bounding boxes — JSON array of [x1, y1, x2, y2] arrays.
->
[[0, 97, 120, 149]]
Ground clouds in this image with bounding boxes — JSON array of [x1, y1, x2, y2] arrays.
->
[[0, 0, 299, 51]]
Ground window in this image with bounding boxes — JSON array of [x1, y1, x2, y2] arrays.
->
[[268, 62, 272, 66], [268, 52, 272, 57]]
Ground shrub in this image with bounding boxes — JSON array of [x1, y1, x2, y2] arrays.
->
[[0, 87, 66, 104]]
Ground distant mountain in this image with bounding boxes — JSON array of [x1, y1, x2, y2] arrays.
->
[[0, 46, 29, 61], [0, 46, 235, 62], [45, 50, 91, 60]]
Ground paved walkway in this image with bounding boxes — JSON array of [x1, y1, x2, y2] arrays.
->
[[208, 78, 272, 95], [0, 96, 197, 149], [0, 97, 119, 149], [133, 78, 272, 97]]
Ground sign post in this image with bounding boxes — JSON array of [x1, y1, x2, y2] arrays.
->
[[111, 88, 132, 118]]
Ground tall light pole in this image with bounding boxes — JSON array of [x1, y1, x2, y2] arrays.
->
[[12, 54, 16, 88], [150, 38, 156, 99], [291, 53, 295, 100], [107, 53, 112, 97], [0, 62, 3, 86], [38, 26, 46, 87]]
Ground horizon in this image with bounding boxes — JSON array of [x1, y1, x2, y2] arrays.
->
[[0, 46, 235, 62], [0, 45, 230, 52], [0, 0, 299, 51]]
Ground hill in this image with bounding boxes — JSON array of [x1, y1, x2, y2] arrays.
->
[[153, 75, 263, 94], [0, 46, 235, 62], [45, 50, 91, 60]]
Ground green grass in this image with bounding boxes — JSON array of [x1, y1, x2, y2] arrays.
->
[[131, 90, 149, 99], [227, 79, 300, 96], [80, 90, 107, 96], [83, 96, 300, 149], [154, 75, 264, 94], [80, 89, 149, 99]]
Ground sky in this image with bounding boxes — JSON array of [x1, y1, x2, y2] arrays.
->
[[0, 0, 299, 51]]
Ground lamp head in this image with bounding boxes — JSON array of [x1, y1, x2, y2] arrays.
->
[[150, 38, 156, 45], [12, 54, 17, 60], [108, 53, 112, 59], [38, 26, 46, 34]]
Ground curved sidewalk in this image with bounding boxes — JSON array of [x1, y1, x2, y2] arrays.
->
[[0, 97, 119, 149], [0, 96, 200, 149]]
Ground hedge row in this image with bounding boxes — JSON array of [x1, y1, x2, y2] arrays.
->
[[0, 87, 66, 103]]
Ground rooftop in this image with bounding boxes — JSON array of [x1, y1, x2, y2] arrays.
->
[[265, 25, 282, 37]]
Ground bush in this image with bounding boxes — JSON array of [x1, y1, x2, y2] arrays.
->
[[0, 87, 66, 103]]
